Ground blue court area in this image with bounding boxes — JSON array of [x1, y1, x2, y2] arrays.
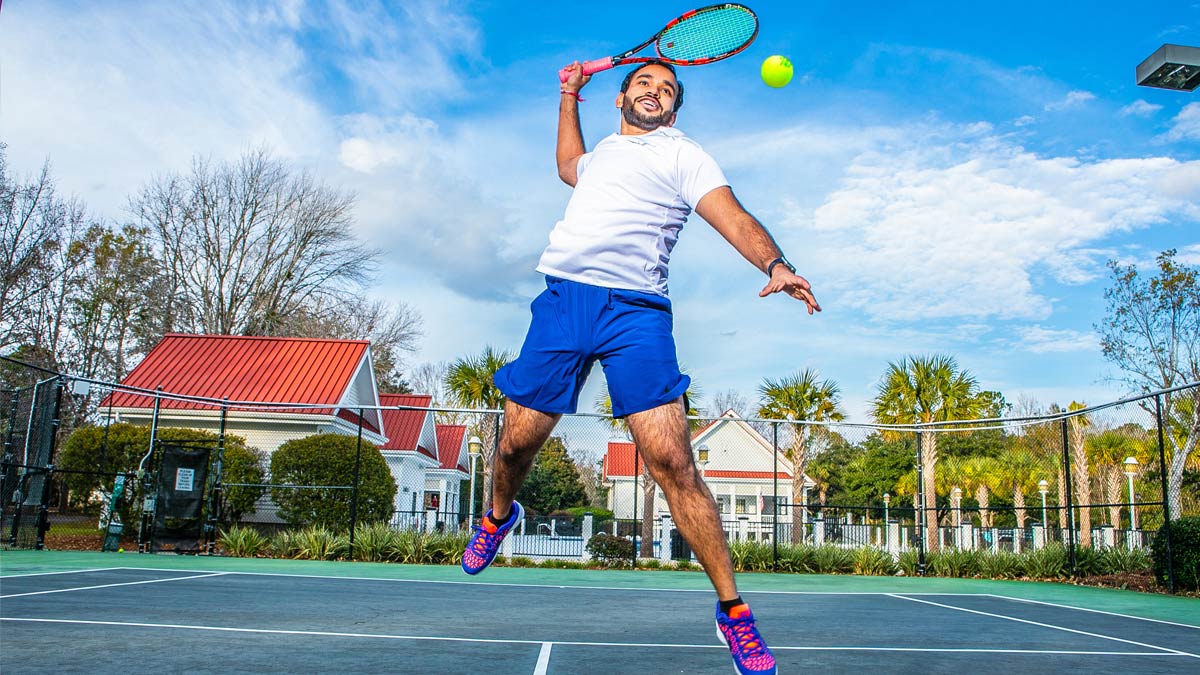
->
[[2, 552, 1197, 674]]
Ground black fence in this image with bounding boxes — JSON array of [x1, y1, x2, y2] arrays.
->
[[2, 354, 1196, 592]]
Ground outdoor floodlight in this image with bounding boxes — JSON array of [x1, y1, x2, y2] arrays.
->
[[1137, 44, 1200, 91]]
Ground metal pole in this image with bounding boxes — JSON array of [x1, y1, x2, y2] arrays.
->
[[1154, 395, 1175, 592], [138, 387, 164, 553], [1061, 418, 1077, 575], [205, 399, 228, 554], [915, 430, 926, 576], [632, 446, 639, 569], [349, 408, 365, 550], [772, 421, 779, 570], [1127, 473, 1137, 532], [467, 452, 477, 527]]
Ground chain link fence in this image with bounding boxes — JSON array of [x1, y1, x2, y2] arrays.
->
[[2, 355, 1196, 588]]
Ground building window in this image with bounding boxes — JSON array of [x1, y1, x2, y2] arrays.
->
[[717, 496, 730, 514]]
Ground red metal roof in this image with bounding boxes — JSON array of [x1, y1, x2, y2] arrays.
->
[[603, 441, 643, 479], [601, 441, 792, 480], [378, 393, 437, 460], [103, 334, 370, 410], [435, 424, 468, 472]]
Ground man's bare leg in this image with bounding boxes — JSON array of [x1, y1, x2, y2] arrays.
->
[[490, 399, 560, 520], [626, 397, 738, 601]]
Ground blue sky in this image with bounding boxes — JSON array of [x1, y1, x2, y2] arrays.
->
[[3, 1, 1198, 421]]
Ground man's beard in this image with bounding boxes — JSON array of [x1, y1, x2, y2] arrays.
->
[[622, 96, 672, 131]]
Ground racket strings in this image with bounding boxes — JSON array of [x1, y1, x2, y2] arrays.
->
[[656, 7, 757, 62]]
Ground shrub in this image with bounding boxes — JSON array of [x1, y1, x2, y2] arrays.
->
[[928, 549, 982, 578], [729, 540, 774, 572], [1152, 516, 1200, 591], [1023, 543, 1068, 579], [897, 550, 921, 576], [351, 522, 400, 562], [540, 559, 586, 569], [219, 525, 269, 557], [853, 546, 898, 576], [811, 545, 854, 574], [506, 556, 537, 568], [294, 525, 347, 560], [1102, 545, 1152, 574], [978, 551, 1023, 580], [672, 560, 702, 571], [776, 544, 817, 573], [270, 433, 397, 530], [271, 529, 302, 558], [563, 506, 615, 521], [1073, 546, 1108, 577], [587, 533, 634, 567]]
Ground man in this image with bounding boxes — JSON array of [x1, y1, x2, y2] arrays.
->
[[462, 60, 820, 675]]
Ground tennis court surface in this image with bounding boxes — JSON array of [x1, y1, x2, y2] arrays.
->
[[3, 551, 1197, 674]]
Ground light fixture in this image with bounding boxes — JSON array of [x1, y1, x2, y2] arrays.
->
[[1137, 44, 1200, 91]]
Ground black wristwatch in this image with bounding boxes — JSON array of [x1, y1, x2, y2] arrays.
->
[[767, 256, 795, 277]]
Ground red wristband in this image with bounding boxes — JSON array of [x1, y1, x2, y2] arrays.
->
[[560, 89, 585, 102]]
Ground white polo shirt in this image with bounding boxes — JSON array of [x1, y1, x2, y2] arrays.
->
[[536, 126, 728, 296]]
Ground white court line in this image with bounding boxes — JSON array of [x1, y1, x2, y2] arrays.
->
[[101, 566, 990, 596], [0, 572, 228, 599], [533, 642, 553, 675], [0, 567, 124, 579], [0, 617, 1189, 658], [988, 594, 1200, 630], [889, 594, 1199, 659]]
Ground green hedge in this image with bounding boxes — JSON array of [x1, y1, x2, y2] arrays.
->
[[1153, 516, 1200, 591], [269, 433, 397, 530]]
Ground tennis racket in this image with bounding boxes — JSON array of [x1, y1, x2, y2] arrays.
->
[[558, 3, 758, 83]]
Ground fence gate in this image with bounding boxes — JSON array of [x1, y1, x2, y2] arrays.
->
[[147, 442, 214, 553]]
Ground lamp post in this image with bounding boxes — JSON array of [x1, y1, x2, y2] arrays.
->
[[467, 435, 482, 527], [1123, 456, 1139, 532], [883, 492, 891, 524], [696, 444, 709, 480], [1038, 480, 1049, 526]]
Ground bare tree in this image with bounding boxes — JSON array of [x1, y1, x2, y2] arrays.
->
[[130, 147, 377, 338], [1099, 250, 1200, 519], [281, 296, 423, 393]]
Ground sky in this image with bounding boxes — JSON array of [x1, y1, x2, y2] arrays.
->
[[2, 1, 1198, 422]]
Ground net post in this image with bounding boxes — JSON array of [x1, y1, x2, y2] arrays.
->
[[349, 407, 364, 551], [1060, 417, 1077, 575], [915, 429, 926, 576], [137, 386, 164, 554], [1154, 394, 1175, 592]]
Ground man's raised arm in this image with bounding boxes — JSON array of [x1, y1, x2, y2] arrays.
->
[[557, 63, 591, 187]]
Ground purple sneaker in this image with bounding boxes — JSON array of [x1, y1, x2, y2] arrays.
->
[[461, 501, 524, 575], [716, 602, 777, 675]]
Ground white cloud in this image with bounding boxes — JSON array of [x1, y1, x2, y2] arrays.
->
[[1044, 90, 1096, 112], [1016, 326, 1099, 354], [1119, 100, 1163, 117], [1165, 103, 1200, 142], [786, 124, 1200, 322]]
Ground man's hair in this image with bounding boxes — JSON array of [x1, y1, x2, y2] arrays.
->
[[620, 60, 684, 113]]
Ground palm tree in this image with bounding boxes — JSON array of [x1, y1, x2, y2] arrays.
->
[[997, 448, 1047, 536], [961, 455, 1000, 528], [756, 369, 845, 544], [872, 355, 988, 552], [445, 346, 513, 513], [1087, 426, 1150, 529], [594, 374, 702, 558], [1066, 402, 1093, 546]]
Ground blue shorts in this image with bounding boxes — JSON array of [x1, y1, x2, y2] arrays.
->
[[495, 277, 690, 418]]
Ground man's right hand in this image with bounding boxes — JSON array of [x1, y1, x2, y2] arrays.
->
[[560, 62, 591, 94]]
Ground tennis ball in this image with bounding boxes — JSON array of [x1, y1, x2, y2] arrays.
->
[[117, 548, 124, 553], [761, 55, 793, 88]]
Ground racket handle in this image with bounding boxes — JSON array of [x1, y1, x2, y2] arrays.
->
[[558, 58, 615, 82]]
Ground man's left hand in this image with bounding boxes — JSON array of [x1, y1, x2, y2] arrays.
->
[[760, 269, 821, 315]]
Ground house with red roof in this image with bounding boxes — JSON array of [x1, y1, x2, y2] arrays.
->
[[377, 394, 469, 528], [104, 334, 474, 528], [102, 334, 387, 452], [602, 410, 815, 542]]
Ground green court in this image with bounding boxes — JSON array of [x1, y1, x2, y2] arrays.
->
[[2, 551, 1197, 674]]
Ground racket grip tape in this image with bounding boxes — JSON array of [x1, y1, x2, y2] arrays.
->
[[558, 57, 615, 82]]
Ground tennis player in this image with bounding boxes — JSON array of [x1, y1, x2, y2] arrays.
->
[[462, 60, 819, 675]]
